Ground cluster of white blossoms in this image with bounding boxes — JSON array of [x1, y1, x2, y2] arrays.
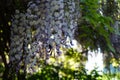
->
[[10, 0, 80, 73]]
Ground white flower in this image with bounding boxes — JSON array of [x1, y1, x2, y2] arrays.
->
[[65, 12, 69, 16], [15, 54, 21, 60], [27, 9, 31, 14], [15, 15, 19, 19], [15, 10, 20, 14], [14, 20, 19, 24], [54, 12, 60, 17], [54, 5, 59, 10], [37, 11, 41, 15]]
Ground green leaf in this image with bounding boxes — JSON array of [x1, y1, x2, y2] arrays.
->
[[107, 43, 115, 53]]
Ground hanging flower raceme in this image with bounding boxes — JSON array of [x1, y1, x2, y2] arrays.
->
[[10, 10, 30, 74], [10, 0, 80, 73]]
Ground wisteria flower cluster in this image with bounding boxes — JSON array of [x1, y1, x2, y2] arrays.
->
[[10, 0, 80, 73]]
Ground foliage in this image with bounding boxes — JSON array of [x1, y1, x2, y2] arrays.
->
[[102, 0, 120, 20], [75, 0, 115, 53], [0, 63, 4, 78], [101, 0, 120, 68], [102, 72, 120, 80], [27, 66, 103, 80], [27, 48, 102, 80]]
